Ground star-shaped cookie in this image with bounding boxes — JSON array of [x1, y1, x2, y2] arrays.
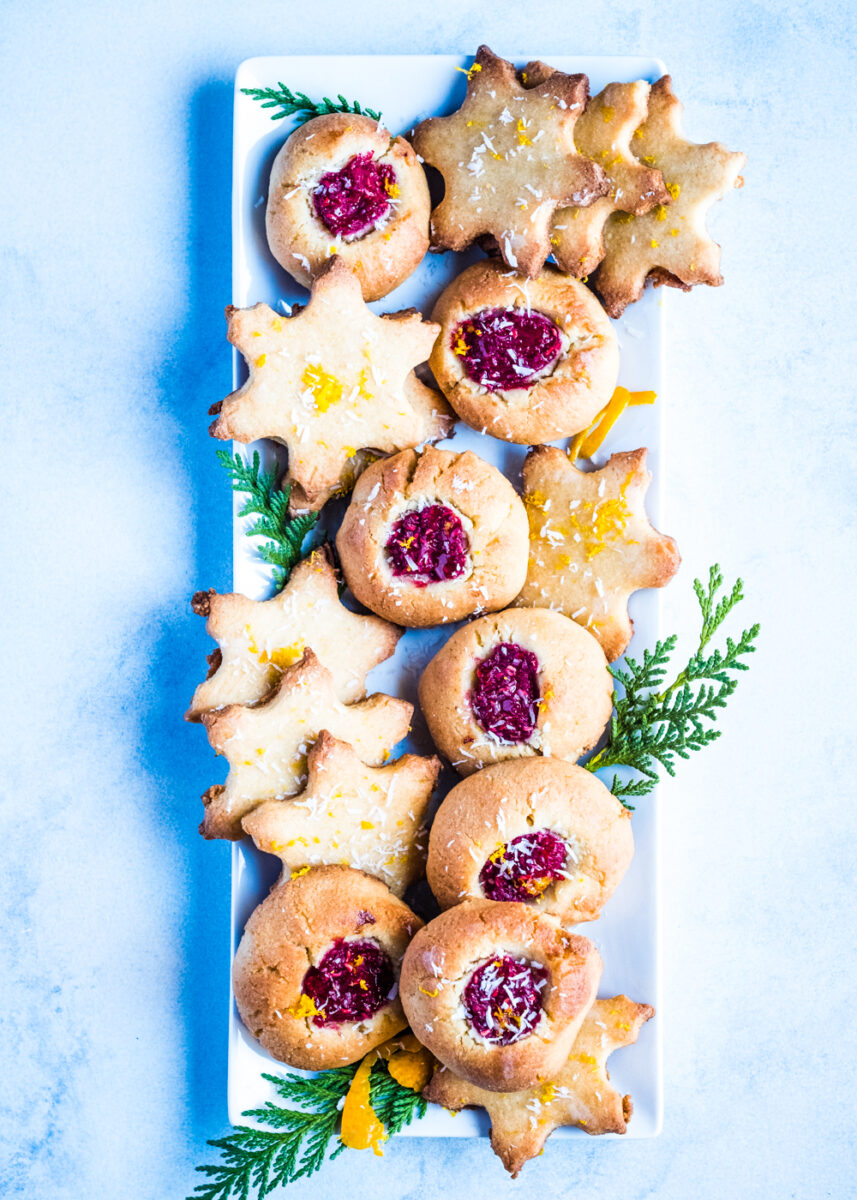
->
[[209, 257, 453, 506], [186, 548, 402, 721], [532, 72, 670, 278], [593, 75, 745, 316], [516, 446, 680, 661], [424, 995, 654, 1177], [412, 46, 607, 277], [242, 732, 441, 898], [200, 649, 413, 840]]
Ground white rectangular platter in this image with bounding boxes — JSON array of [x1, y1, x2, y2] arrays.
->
[[228, 53, 665, 1141]]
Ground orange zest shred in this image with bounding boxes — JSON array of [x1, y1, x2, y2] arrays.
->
[[340, 1054, 387, 1155], [568, 387, 657, 461], [258, 641, 305, 670], [288, 992, 321, 1019], [563, 469, 637, 560], [301, 362, 344, 412]]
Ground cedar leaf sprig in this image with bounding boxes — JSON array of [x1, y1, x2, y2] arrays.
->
[[218, 449, 320, 591], [190, 1061, 426, 1200], [241, 84, 381, 126], [370, 1062, 428, 1134], [585, 565, 759, 808]]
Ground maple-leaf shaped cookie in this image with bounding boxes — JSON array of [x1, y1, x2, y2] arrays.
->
[[593, 75, 745, 317], [516, 446, 680, 661], [186, 548, 401, 721], [242, 731, 441, 898], [209, 257, 452, 506], [200, 649, 412, 840], [412, 46, 607, 277], [522, 67, 669, 278], [424, 995, 654, 1177]]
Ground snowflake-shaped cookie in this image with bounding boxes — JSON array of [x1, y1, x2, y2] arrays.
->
[[593, 75, 745, 316], [516, 446, 680, 661], [200, 649, 412, 840], [186, 549, 401, 720], [209, 257, 452, 506], [424, 994, 654, 1177], [242, 731, 441, 898], [412, 46, 607, 277], [538, 74, 670, 278]]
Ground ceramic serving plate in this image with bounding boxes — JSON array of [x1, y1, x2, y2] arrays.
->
[[227, 52, 665, 1140]]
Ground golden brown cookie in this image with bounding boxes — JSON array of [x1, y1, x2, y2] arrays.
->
[[424, 994, 654, 1175], [517, 64, 669, 279], [200, 649, 412, 840], [412, 47, 607, 277], [400, 900, 601, 1091], [428, 259, 618, 443], [265, 113, 430, 301], [550, 80, 669, 277], [593, 76, 746, 317], [426, 758, 633, 922], [233, 865, 422, 1069], [335, 446, 529, 627], [242, 731, 441, 898], [186, 548, 401, 720], [517, 446, 681, 661], [418, 607, 612, 775], [209, 257, 452, 507]]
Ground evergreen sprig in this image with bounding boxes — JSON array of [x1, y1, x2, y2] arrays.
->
[[370, 1061, 428, 1134], [218, 449, 320, 591], [241, 84, 381, 126], [190, 1061, 426, 1200], [585, 565, 759, 808]]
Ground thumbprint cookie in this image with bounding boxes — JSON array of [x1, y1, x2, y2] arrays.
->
[[400, 899, 601, 1091], [232, 865, 422, 1070], [418, 607, 612, 774]]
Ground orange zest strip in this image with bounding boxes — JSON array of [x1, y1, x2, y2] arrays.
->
[[340, 1053, 386, 1155], [568, 387, 658, 461], [339, 1031, 433, 1153]]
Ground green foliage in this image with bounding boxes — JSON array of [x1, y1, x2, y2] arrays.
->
[[190, 1060, 427, 1200], [189, 1067, 355, 1200], [370, 1061, 427, 1135], [585, 565, 759, 808], [241, 84, 381, 126], [217, 449, 320, 591]]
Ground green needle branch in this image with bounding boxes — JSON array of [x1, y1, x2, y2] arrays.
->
[[241, 84, 381, 126], [585, 565, 760, 807], [217, 449, 321, 592], [190, 1061, 426, 1200]]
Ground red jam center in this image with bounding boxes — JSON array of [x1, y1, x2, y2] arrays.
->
[[454, 307, 563, 391], [312, 152, 395, 238], [470, 642, 541, 743], [463, 954, 548, 1044], [479, 830, 569, 902], [385, 504, 469, 588], [301, 938, 395, 1027]]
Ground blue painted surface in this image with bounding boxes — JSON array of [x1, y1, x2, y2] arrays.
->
[[1, 2, 856, 1197]]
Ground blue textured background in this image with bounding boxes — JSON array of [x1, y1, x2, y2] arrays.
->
[[2, 3, 856, 1197]]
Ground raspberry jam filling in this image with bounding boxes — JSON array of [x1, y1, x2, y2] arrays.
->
[[301, 938, 395, 1027], [470, 642, 541, 743], [385, 504, 469, 587], [480, 830, 569, 902], [453, 307, 563, 391], [312, 152, 395, 239], [463, 954, 549, 1044]]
